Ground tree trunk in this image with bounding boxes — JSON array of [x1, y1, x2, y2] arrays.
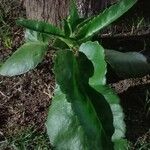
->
[[24, 0, 69, 26], [24, 0, 115, 26]]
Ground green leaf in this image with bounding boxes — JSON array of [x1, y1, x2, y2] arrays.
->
[[17, 19, 64, 37], [105, 49, 150, 78], [52, 38, 69, 50], [47, 42, 127, 149], [75, 16, 94, 32], [46, 86, 87, 150], [47, 86, 125, 150], [96, 86, 127, 150], [79, 42, 127, 149], [68, 0, 79, 32], [63, 19, 72, 37], [47, 50, 114, 150], [25, 29, 51, 43], [75, 0, 137, 39], [114, 139, 128, 150], [79, 41, 106, 85], [57, 37, 78, 48], [0, 42, 48, 76]]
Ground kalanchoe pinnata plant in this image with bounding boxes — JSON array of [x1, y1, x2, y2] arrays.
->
[[0, 0, 143, 149]]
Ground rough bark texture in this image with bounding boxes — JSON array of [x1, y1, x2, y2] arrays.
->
[[77, 0, 116, 17], [24, 0, 69, 26], [24, 0, 115, 26]]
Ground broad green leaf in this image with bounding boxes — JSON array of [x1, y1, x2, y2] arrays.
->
[[17, 19, 76, 48], [25, 29, 51, 43], [63, 19, 72, 37], [105, 49, 150, 78], [75, 16, 94, 32], [0, 42, 48, 76], [47, 87, 127, 150], [17, 19, 64, 37], [114, 139, 128, 150], [46, 86, 87, 150], [96, 86, 127, 150], [68, 0, 79, 32], [79, 41, 127, 149], [75, 0, 137, 39], [48, 50, 114, 150], [79, 41, 106, 85]]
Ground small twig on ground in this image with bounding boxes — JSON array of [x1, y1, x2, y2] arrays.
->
[[100, 30, 150, 39], [110, 75, 150, 93], [0, 90, 8, 98], [43, 83, 54, 99]]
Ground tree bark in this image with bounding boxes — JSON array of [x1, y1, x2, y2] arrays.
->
[[77, 0, 116, 17], [24, 0, 69, 26], [24, 0, 115, 26]]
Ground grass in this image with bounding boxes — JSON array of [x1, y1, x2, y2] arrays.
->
[[0, 126, 52, 150], [0, 0, 25, 49], [0, 0, 13, 48], [145, 90, 150, 118], [0, 13, 12, 48], [132, 130, 150, 150], [0, 1, 53, 149]]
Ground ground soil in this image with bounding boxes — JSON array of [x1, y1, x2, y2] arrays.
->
[[0, 0, 55, 140], [0, 33, 55, 137], [119, 85, 150, 143]]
